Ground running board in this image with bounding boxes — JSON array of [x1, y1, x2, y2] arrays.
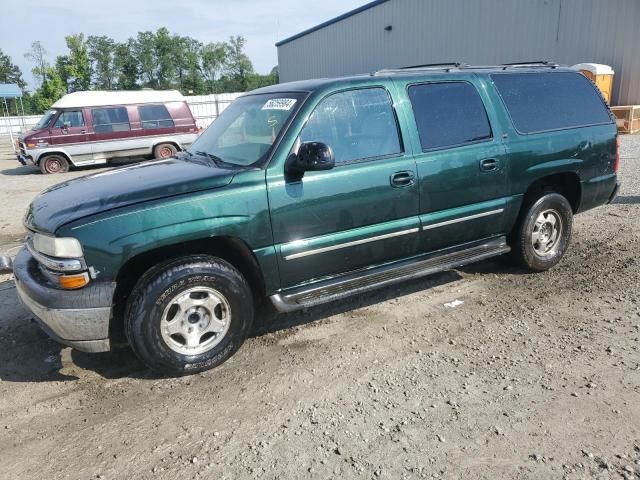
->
[[270, 236, 510, 313]]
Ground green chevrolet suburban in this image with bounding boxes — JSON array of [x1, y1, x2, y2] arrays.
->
[[2, 63, 620, 374]]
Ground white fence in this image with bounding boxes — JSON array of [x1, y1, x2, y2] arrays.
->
[[0, 92, 243, 137]]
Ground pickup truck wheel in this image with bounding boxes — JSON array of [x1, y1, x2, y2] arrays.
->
[[511, 192, 573, 272], [153, 143, 178, 159], [40, 155, 69, 174], [124, 256, 253, 375]]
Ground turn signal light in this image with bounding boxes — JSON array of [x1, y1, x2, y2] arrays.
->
[[58, 272, 89, 290]]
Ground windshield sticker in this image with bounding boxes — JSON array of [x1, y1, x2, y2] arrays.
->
[[262, 98, 297, 111]]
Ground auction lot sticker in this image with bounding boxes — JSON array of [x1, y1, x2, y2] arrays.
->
[[262, 98, 297, 111]]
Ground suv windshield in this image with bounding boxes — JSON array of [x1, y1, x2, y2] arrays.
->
[[33, 110, 57, 130], [188, 92, 305, 167]]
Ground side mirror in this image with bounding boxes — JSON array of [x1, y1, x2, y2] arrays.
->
[[288, 142, 335, 177]]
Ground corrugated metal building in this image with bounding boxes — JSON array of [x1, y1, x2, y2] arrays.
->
[[276, 0, 640, 106]]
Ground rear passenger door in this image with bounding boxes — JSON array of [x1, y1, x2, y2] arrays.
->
[[89, 106, 132, 160], [399, 78, 512, 253]]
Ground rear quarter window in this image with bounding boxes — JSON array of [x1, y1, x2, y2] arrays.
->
[[138, 104, 175, 129], [490, 72, 612, 134]]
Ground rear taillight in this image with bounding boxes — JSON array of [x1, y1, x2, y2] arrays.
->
[[614, 135, 620, 173]]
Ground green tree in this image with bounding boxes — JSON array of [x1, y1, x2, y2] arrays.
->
[[24, 40, 48, 86], [114, 39, 139, 89], [154, 27, 178, 89], [223, 35, 254, 91], [0, 49, 26, 89], [87, 35, 117, 89], [175, 36, 204, 94], [135, 30, 157, 87], [60, 34, 91, 92], [31, 67, 66, 112], [201, 42, 227, 92]]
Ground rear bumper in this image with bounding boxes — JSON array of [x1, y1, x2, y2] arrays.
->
[[12, 247, 115, 353]]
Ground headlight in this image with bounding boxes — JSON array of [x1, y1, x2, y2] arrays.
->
[[33, 233, 84, 258]]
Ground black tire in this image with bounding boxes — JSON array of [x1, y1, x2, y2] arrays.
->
[[39, 154, 70, 174], [510, 192, 573, 272], [124, 255, 254, 375], [153, 143, 178, 159]]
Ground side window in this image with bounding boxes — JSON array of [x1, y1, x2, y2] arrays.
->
[[299, 88, 402, 164], [54, 110, 84, 128], [91, 107, 131, 133], [490, 72, 612, 134], [408, 82, 492, 151], [138, 104, 175, 129]]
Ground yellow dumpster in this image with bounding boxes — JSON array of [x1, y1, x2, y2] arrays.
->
[[571, 63, 615, 104]]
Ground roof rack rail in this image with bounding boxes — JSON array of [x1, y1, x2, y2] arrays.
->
[[501, 61, 559, 69], [375, 62, 468, 75]]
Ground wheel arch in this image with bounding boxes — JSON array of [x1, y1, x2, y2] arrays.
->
[[37, 150, 73, 166], [110, 236, 266, 343], [522, 172, 582, 214], [152, 140, 182, 155]]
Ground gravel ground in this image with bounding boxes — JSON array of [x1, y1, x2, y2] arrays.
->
[[0, 137, 638, 480]]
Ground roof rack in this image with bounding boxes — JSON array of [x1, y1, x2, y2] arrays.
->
[[500, 61, 559, 69], [375, 62, 468, 75], [374, 61, 562, 76]]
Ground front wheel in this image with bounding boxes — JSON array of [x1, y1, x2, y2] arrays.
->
[[125, 256, 254, 375], [39, 154, 70, 174], [510, 192, 573, 272]]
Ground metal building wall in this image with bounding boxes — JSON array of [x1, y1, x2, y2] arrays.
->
[[277, 0, 640, 105]]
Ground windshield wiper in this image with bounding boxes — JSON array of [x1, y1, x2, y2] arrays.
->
[[192, 151, 238, 169]]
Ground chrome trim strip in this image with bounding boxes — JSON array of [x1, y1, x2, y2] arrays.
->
[[422, 209, 504, 230], [26, 242, 85, 272], [284, 227, 419, 261]]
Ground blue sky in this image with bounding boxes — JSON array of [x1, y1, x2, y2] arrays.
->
[[0, 0, 366, 90]]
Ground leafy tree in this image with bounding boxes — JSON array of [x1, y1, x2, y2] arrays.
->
[[0, 49, 26, 89], [31, 67, 66, 112], [113, 39, 139, 90], [60, 34, 91, 92], [223, 35, 254, 91], [134, 30, 157, 88], [87, 35, 116, 89], [201, 42, 227, 92], [176, 36, 204, 94], [24, 41, 48, 86]]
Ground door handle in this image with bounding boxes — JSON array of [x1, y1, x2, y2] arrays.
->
[[479, 158, 498, 172], [80, 129, 87, 134], [390, 171, 415, 188]]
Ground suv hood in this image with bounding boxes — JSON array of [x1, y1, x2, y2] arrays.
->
[[25, 155, 237, 234]]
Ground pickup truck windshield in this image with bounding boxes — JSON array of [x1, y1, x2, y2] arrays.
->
[[188, 92, 306, 167]]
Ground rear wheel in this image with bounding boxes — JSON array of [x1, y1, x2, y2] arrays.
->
[[510, 192, 573, 272], [125, 256, 254, 375], [153, 143, 178, 159], [39, 154, 69, 174]]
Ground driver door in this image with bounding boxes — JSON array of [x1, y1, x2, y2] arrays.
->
[[266, 86, 420, 288], [49, 109, 92, 161]]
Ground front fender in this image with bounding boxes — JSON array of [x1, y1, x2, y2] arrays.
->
[[56, 169, 274, 282]]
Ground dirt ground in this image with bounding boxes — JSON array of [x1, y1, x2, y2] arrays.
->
[[0, 138, 638, 480]]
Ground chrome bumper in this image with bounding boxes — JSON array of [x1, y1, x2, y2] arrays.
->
[[16, 153, 35, 166], [12, 247, 114, 353]]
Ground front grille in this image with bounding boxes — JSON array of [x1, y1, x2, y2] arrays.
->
[[19, 141, 26, 155]]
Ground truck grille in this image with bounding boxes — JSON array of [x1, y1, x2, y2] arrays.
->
[[19, 141, 26, 155]]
